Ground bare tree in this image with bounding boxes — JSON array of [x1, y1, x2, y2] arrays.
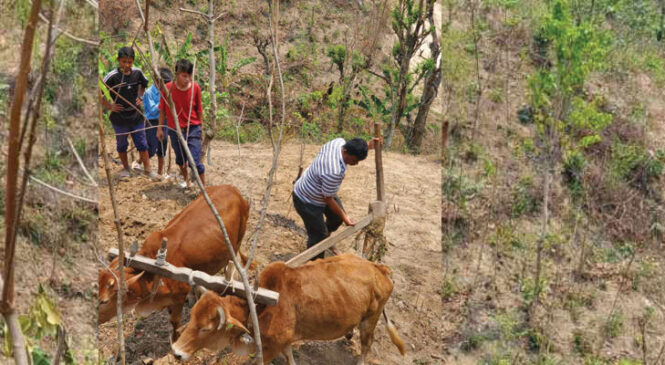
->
[[408, 5, 442, 153], [3, 1, 43, 364], [180, 0, 225, 162], [384, 0, 435, 149]]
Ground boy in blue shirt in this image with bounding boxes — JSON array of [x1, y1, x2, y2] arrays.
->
[[138, 67, 173, 179], [100, 46, 156, 180]]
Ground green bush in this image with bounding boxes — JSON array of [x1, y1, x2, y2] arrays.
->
[[215, 122, 266, 144], [605, 310, 624, 339], [511, 175, 540, 218], [610, 143, 664, 188], [563, 150, 585, 200]]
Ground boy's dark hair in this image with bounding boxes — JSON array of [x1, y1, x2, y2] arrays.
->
[[343, 138, 368, 160], [117, 46, 135, 59], [175, 59, 194, 74], [159, 67, 173, 83]]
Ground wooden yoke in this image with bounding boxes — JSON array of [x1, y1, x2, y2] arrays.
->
[[108, 248, 279, 306]]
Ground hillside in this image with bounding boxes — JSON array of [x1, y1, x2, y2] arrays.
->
[[439, 1, 665, 364]]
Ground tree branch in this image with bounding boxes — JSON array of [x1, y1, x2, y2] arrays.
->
[[179, 7, 209, 19], [27, 175, 98, 204], [66, 136, 97, 187], [37, 12, 99, 46]]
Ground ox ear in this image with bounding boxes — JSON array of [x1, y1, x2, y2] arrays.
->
[[216, 306, 227, 330]]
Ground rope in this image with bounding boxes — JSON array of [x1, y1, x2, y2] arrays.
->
[[187, 270, 195, 286]]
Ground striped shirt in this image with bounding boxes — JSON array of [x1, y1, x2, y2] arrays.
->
[[294, 138, 347, 206]]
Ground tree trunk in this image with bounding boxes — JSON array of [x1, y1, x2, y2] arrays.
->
[[2, 2, 42, 364], [408, 8, 442, 154], [201, 0, 217, 162]]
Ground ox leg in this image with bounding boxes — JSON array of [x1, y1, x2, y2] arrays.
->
[[167, 301, 185, 341], [260, 339, 284, 365], [282, 345, 297, 365], [357, 314, 381, 365]]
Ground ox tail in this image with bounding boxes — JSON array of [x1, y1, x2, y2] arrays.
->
[[383, 310, 405, 356]]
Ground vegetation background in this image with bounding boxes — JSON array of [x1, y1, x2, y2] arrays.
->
[[440, 0, 665, 364], [0, 0, 98, 363]]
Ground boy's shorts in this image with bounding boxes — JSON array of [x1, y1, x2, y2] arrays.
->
[[112, 121, 148, 153], [169, 124, 205, 175], [146, 119, 168, 158]]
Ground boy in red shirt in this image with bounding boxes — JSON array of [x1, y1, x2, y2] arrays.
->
[[157, 59, 205, 188]]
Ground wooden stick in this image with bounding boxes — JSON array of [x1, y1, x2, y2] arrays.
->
[[28, 175, 98, 204], [108, 249, 280, 306], [66, 136, 97, 186], [98, 89, 127, 365], [37, 12, 99, 46], [374, 122, 385, 202], [2, 1, 42, 363], [179, 7, 209, 18], [286, 214, 374, 267]]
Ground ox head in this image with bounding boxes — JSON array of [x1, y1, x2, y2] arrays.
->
[[98, 265, 145, 324], [171, 291, 253, 361]]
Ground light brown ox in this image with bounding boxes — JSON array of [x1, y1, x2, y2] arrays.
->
[[98, 185, 250, 340], [171, 253, 406, 364]]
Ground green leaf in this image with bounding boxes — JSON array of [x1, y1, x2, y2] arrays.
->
[[2, 322, 11, 357], [31, 348, 51, 365], [230, 57, 256, 75], [580, 134, 601, 148], [177, 32, 193, 60]]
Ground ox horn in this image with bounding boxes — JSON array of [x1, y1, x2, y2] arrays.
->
[[216, 306, 226, 330], [125, 271, 145, 287], [195, 286, 207, 297]]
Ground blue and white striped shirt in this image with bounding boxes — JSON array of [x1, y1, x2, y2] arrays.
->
[[294, 138, 347, 206]]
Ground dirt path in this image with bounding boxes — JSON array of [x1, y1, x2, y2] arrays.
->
[[98, 140, 443, 364]]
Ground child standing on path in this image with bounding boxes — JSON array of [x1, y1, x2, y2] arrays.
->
[[157, 59, 206, 188], [138, 67, 173, 179], [100, 46, 156, 180]]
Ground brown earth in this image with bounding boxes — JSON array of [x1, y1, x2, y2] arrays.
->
[[97, 139, 443, 364]]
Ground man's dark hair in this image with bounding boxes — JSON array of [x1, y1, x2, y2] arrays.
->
[[343, 138, 368, 160], [117, 46, 135, 59], [175, 59, 194, 74], [159, 67, 173, 83]]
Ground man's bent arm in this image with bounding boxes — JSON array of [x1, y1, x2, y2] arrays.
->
[[323, 196, 354, 226]]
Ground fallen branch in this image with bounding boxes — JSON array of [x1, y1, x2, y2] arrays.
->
[[66, 136, 97, 187], [28, 175, 98, 204], [37, 12, 98, 46]]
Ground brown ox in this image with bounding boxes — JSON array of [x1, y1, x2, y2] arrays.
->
[[98, 185, 250, 339], [171, 254, 405, 364]]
